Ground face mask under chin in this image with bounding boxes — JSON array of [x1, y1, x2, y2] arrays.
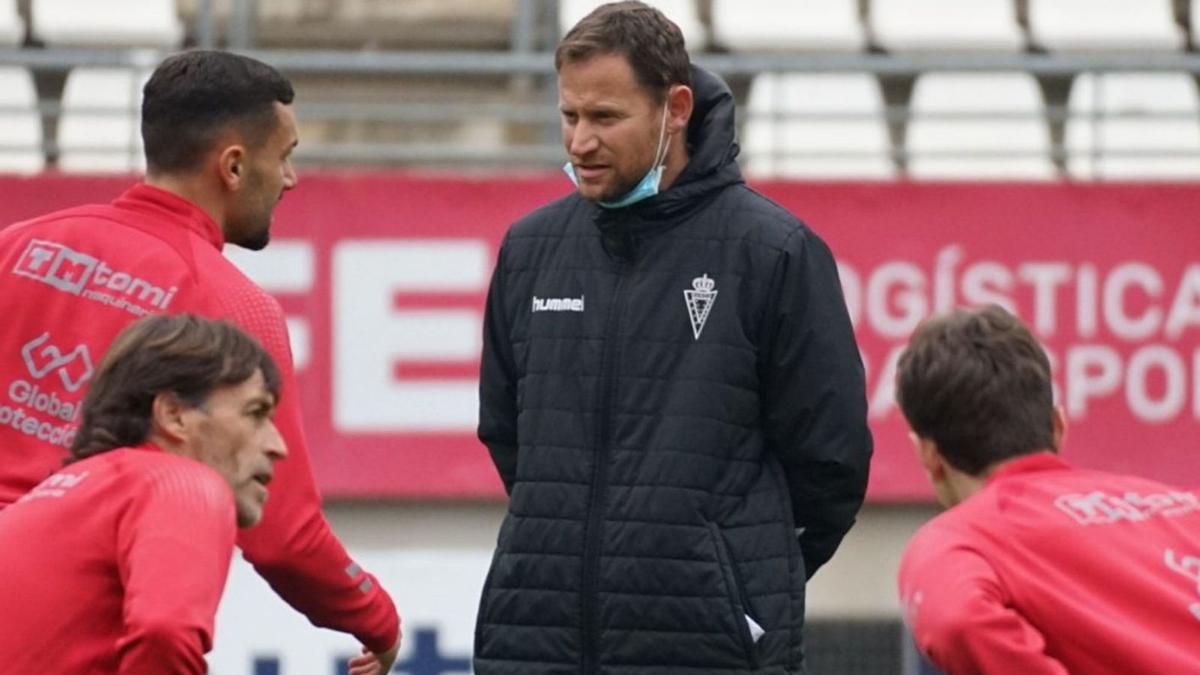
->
[[564, 103, 671, 209]]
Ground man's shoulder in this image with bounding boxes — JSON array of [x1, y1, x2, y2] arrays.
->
[[2, 202, 120, 239], [506, 193, 586, 241], [191, 245, 283, 318], [118, 449, 234, 512], [709, 184, 812, 251], [905, 506, 976, 559]]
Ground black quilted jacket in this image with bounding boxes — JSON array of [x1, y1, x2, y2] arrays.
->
[[474, 66, 872, 675]]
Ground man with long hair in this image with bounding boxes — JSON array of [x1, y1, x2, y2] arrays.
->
[[0, 315, 283, 673], [0, 50, 398, 671]]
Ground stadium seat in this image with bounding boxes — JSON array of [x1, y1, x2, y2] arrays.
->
[[57, 68, 148, 174], [907, 72, 1057, 180], [742, 73, 896, 179], [1066, 72, 1200, 180], [711, 0, 866, 52], [871, 0, 1024, 52], [1028, 0, 1184, 52], [559, 0, 707, 51], [31, 0, 182, 47], [0, 68, 44, 174], [0, 0, 24, 46]]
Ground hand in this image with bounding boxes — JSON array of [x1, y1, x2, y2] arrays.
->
[[347, 637, 401, 675]]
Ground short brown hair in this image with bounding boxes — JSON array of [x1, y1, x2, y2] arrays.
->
[[895, 305, 1055, 475], [70, 314, 281, 461], [142, 50, 295, 174], [555, 1, 691, 102]]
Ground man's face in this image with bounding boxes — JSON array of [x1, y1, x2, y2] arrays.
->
[[186, 370, 287, 527], [226, 102, 299, 250], [559, 52, 666, 202]]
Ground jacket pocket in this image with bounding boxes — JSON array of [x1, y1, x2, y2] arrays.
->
[[707, 522, 761, 669]]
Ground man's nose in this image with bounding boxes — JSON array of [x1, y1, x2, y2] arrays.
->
[[262, 420, 288, 461], [283, 164, 298, 191], [567, 124, 600, 158]]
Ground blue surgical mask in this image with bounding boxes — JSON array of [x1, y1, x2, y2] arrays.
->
[[564, 103, 671, 209]]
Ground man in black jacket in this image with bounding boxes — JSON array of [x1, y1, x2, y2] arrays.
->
[[475, 3, 872, 673]]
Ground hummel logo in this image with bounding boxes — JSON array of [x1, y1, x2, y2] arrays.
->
[[532, 295, 585, 313], [684, 274, 717, 340]]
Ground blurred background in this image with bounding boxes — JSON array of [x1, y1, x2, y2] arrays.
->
[[1, 1, 1198, 673]]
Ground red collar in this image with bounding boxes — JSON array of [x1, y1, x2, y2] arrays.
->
[[986, 451, 1069, 484], [111, 183, 225, 250]]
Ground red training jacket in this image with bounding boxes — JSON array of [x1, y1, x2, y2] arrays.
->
[[0, 184, 398, 652], [899, 452, 1200, 674], [0, 446, 236, 674]]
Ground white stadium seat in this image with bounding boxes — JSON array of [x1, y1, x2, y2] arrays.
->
[[0, 0, 24, 46], [31, 0, 182, 48], [871, 0, 1023, 53], [1066, 72, 1200, 180], [0, 68, 44, 174], [711, 0, 865, 53], [743, 73, 895, 179], [559, 0, 707, 51], [907, 72, 1056, 180], [57, 68, 148, 174], [1028, 0, 1184, 52]]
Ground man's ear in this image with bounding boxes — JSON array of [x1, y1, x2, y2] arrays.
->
[[666, 84, 693, 136], [150, 392, 190, 443], [1051, 405, 1068, 451], [217, 143, 247, 191], [909, 431, 945, 482]]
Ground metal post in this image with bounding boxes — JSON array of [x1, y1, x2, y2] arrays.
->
[[229, 0, 257, 50], [1089, 69, 1102, 179], [541, 0, 562, 148], [196, 0, 216, 49], [511, 0, 538, 93], [512, 0, 537, 55]]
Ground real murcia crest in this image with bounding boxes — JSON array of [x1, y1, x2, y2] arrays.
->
[[684, 274, 717, 340]]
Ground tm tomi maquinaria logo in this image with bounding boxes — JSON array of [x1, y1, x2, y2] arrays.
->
[[684, 274, 717, 340]]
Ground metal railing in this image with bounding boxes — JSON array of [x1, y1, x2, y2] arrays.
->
[[1, 0, 1200, 177]]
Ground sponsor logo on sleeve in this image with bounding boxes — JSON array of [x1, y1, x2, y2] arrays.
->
[[1055, 490, 1200, 525], [17, 470, 90, 502], [13, 239, 177, 316]]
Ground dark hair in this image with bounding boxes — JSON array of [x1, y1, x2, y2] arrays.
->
[[142, 49, 295, 174], [70, 314, 281, 461], [895, 305, 1055, 476], [555, 1, 691, 102]]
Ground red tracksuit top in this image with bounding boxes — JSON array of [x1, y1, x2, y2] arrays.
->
[[899, 452, 1200, 674], [0, 446, 236, 674], [0, 184, 398, 652]]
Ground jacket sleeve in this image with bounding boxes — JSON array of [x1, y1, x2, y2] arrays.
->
[[760, 227, 872, 578], [478, 241, 520, 495], [899, 538, 1070, 675], [117, 464, 237, 674], [229, 295, 400, 654]]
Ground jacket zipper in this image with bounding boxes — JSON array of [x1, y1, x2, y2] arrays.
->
[[581, 257, 630, 675]]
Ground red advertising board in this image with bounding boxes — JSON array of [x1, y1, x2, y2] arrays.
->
[[1, 174, 1196, 501]]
